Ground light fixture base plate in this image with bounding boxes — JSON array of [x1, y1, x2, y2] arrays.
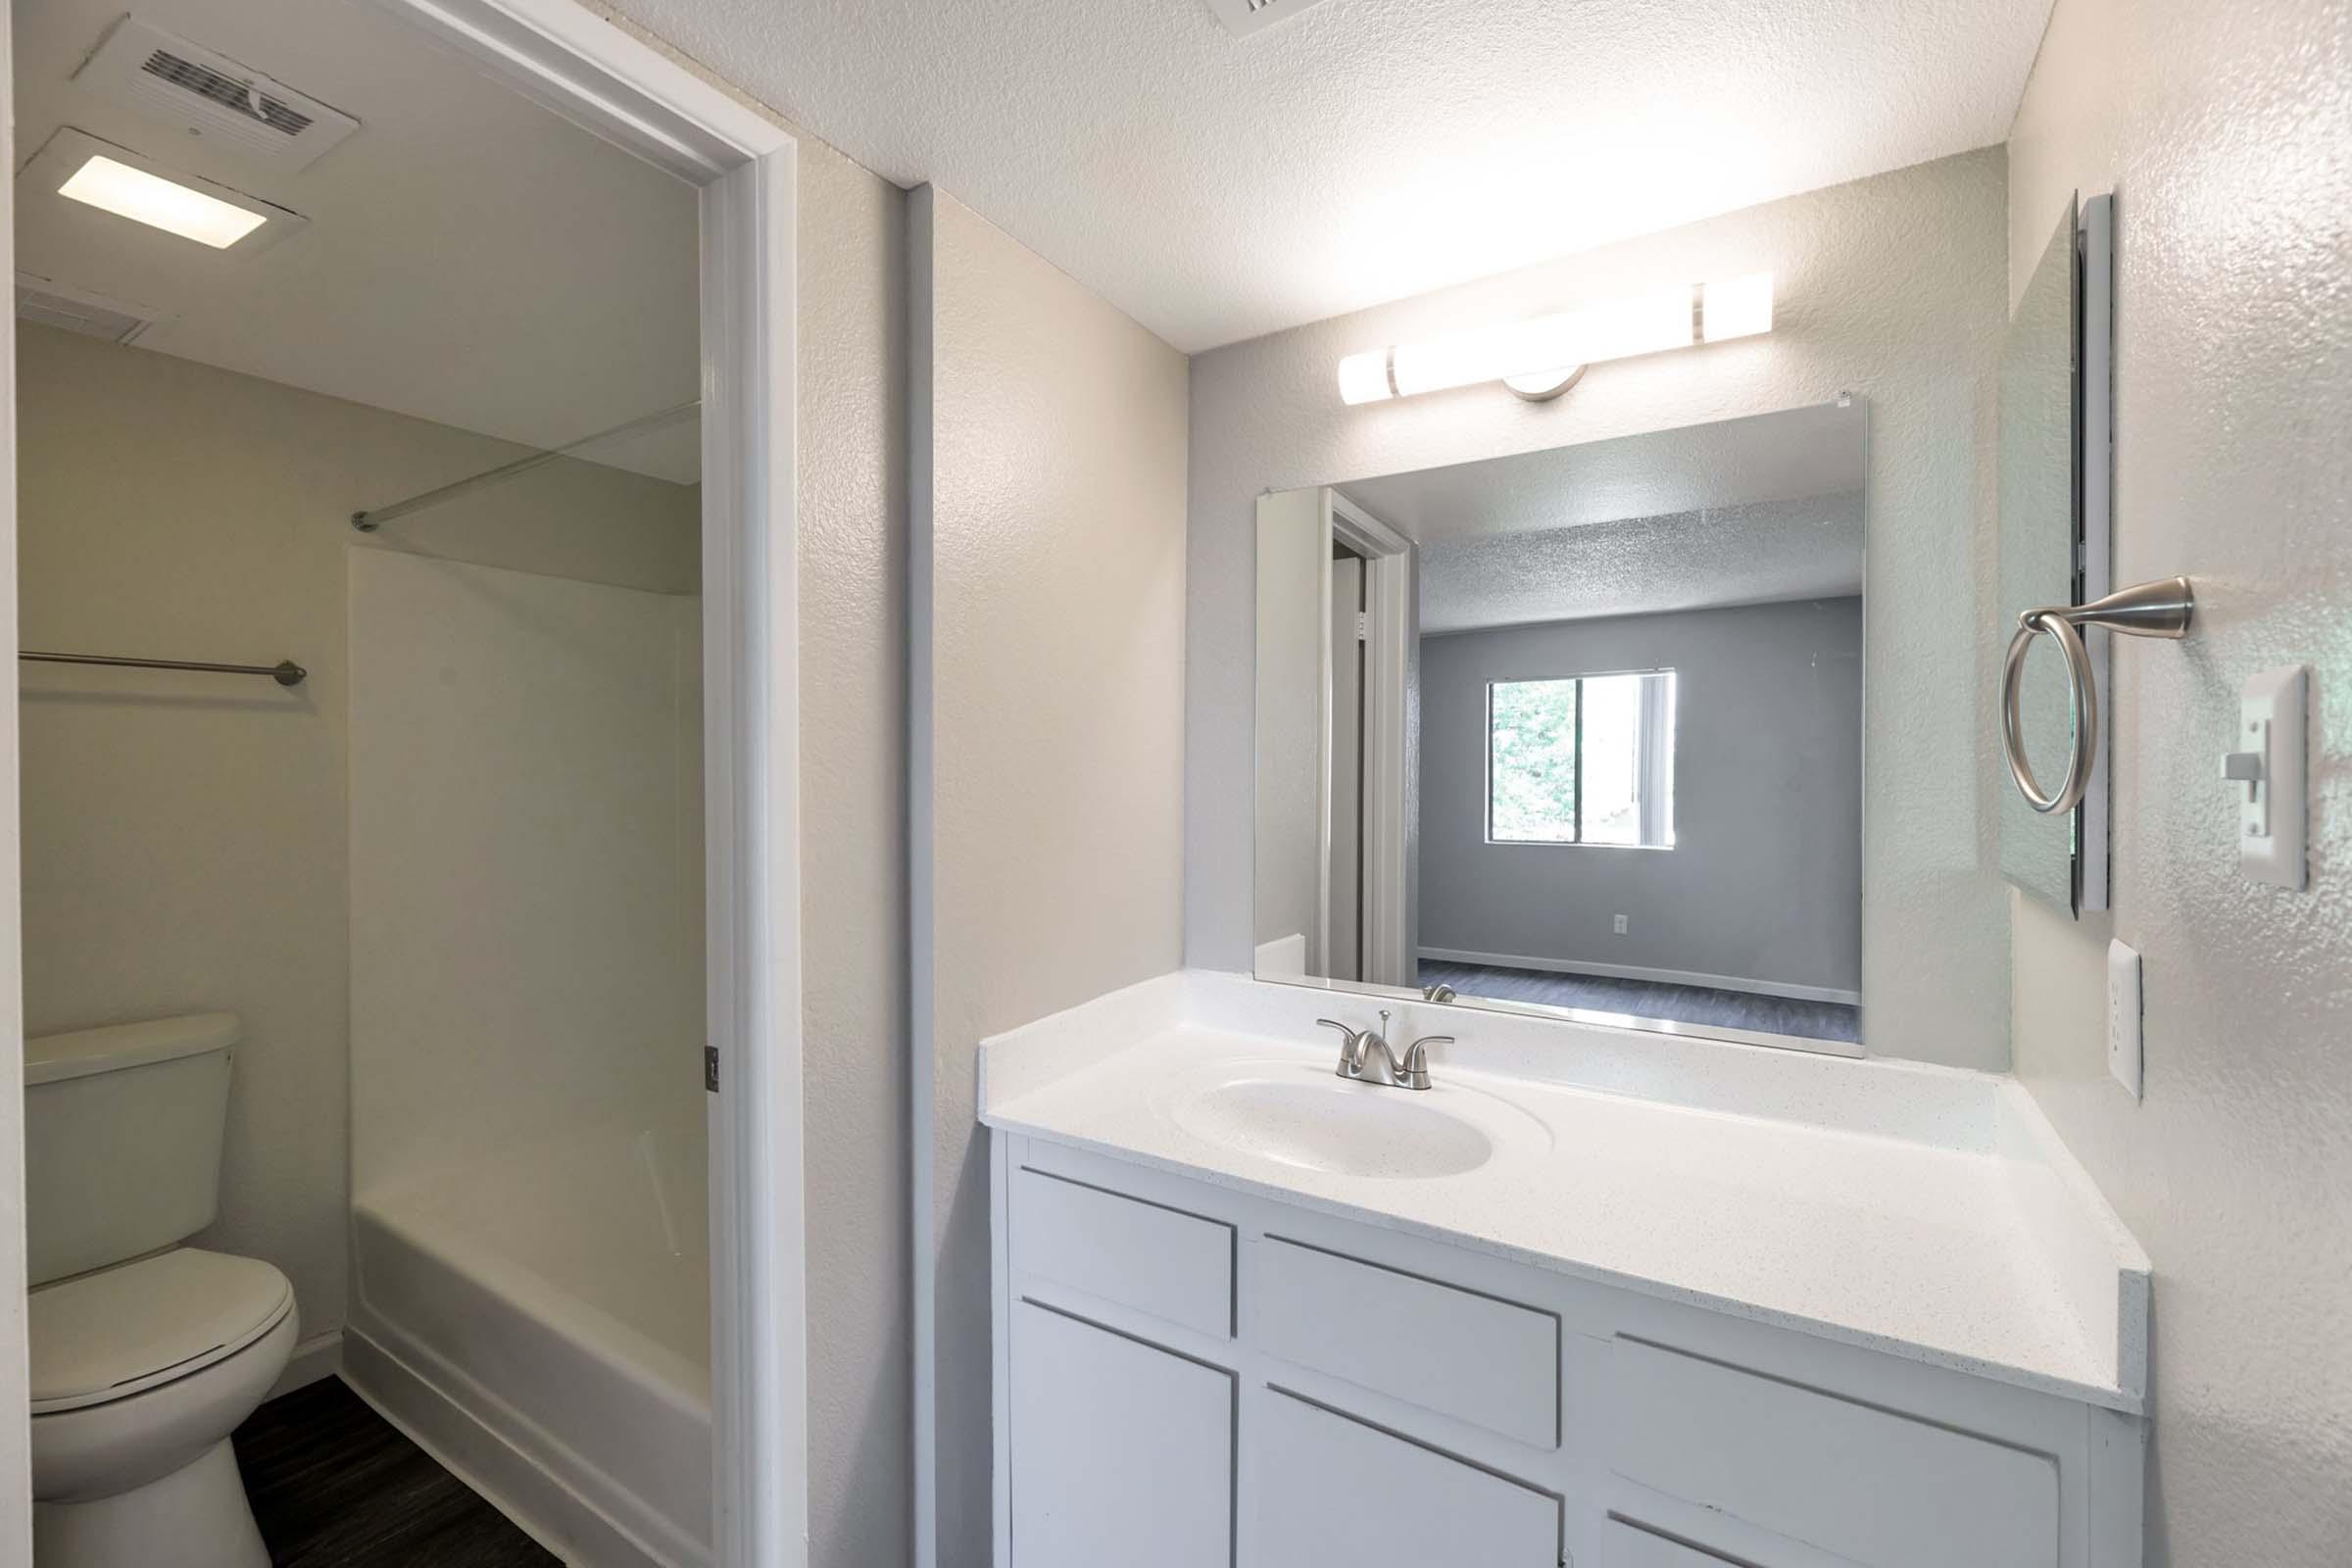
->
[[1504, 364, 1587, 402]]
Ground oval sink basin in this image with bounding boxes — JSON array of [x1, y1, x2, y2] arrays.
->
[[1172, 1076, 1494, 1179]]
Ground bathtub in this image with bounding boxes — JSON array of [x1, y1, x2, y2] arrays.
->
[[346, 1111, 711, 1567]]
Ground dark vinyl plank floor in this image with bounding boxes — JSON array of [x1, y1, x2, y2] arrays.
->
[[232, 1376, 558, 1568], [1418, 960, 1861, 1045]]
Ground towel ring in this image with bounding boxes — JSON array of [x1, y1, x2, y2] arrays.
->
[[2000, 576, 2195, 814]]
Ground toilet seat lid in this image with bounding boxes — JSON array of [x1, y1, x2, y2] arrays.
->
[[30, 1249, 293, 1414]]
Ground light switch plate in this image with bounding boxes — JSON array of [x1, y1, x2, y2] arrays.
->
[[2232, 665, 2309, 890], [2107, 939, 2142, 1099]]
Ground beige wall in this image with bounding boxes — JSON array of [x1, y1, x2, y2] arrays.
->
[[15, 321, 697, 1359], [1189, 149, 2014, 1070], [2004, 0, 2352, 1560], [908, 184, 1190, 1565], [788, 124, 915, 1568]]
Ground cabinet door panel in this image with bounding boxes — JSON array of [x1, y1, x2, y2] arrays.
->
[[1009, 1301, 1234, 1568], [1253, 1388, 1557, 1567], [1606, 1337, 2057, 1568]]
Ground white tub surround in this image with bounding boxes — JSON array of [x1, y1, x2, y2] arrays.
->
[[982, 970, 2149, 1568]]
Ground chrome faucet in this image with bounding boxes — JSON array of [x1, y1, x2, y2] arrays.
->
[[1317, 1009, 1450, 1092]]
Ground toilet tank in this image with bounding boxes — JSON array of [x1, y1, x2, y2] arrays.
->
[[24, 1012, 240, 1287]]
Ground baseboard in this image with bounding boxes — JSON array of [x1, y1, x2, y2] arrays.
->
[[267, 1328, 344, 1401], [341, 1325, 698, 1568], [1418, 947, 1862, 1006]]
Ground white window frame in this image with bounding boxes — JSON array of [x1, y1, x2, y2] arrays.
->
[[1484, 667, 1677, 851]]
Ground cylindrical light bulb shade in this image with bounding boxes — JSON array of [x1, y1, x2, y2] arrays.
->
[[1337, 350, 1395, 404], [1699, 272, 1774, 341]]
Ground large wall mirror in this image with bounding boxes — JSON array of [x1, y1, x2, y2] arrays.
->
[[1254, 400, 1868, 1054]]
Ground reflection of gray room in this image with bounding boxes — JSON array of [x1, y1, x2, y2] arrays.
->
[[1417, 596, 1863, 1040]]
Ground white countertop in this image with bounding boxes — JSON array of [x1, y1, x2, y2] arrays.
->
[[979, 970, 2150, 1414]]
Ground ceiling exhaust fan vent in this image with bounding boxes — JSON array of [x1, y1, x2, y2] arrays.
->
[[15, 273, 168, 346], [140, 50, 316, 139], [1202, 0, 1335, 37], [74, 18, 359, 172]]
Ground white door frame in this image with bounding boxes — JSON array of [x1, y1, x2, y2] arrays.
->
[[1326, 493, 1414, 989], [366, 6, 807, 1561], [0, 0, 804, 1559], [0, 2, 30, 1555]]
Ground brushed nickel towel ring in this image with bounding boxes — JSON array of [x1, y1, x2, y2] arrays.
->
[[2000, 576, 2194, 814]]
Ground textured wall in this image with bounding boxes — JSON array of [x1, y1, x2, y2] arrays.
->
[[16, 322, 698, 1357], [2003, 0, 2352, 1560], [1189, 149, 2013, 1069], [909, 185, 1191, 1565], [1419, 598, 1864, 995], [789, 123, 915, 1568]]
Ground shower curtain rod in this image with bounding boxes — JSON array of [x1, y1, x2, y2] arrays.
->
[[20, 651, 308, 686], [350, 399, 702, 533]]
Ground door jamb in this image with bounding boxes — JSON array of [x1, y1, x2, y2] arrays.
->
[[1327, 492, 1414, 989], [359, 4, 805, 1560]]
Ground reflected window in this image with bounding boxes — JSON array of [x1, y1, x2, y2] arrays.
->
[[1487, 671, 1675, 847]]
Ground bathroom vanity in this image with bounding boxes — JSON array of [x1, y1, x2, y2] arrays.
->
[[981, 973, 2148, 1568]]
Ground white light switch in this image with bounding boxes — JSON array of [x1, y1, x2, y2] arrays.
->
[[2228, 665, 2308, 890], [2107, 939, 2142, 1099]]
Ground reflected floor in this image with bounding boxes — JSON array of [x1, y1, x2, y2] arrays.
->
[[1417, 960, 1860, 1045]]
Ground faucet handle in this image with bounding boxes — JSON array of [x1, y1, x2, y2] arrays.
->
[[1318, 1017, 1361, 1076], [1397, 1035, 1448, 1090]]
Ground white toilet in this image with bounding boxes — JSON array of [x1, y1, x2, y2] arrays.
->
[[24, 1012, 297, 1568]]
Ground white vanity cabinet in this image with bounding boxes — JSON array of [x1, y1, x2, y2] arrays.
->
[[990, 1132, 2143, 1568]]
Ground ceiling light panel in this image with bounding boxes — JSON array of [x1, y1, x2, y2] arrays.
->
[[20, 128, 307, 256], [59, 155, 267, 248]]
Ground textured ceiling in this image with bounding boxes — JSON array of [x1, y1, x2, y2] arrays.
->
[[604, 0, 2052, 350], [1336, 400, 1865, 547], [1416, 492, 1864, 633], [1337, 403, 1868, 631], [14, 0, 701, 479]]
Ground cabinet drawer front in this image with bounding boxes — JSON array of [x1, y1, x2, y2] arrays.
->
[[1253, 1237, 1557, 1446], [1010, 1302, 1233, 1568], [1255, 1389, 1558, 1568], [1011, 1166, 1234, 1339], [1606, 1337, 2058, 1568]]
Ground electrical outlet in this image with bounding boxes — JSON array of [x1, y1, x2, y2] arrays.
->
[[1613, 914, 1629, 935], [2107, 939, 2142, 1099]]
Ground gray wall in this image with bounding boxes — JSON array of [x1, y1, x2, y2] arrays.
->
[[1419, 599, 1862, 995], [1188, 148, 2009, 1069], [2004, 0, 2352, 1559]]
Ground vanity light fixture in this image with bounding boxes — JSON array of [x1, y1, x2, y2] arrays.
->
[[1337, 272, 1775, 405]]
